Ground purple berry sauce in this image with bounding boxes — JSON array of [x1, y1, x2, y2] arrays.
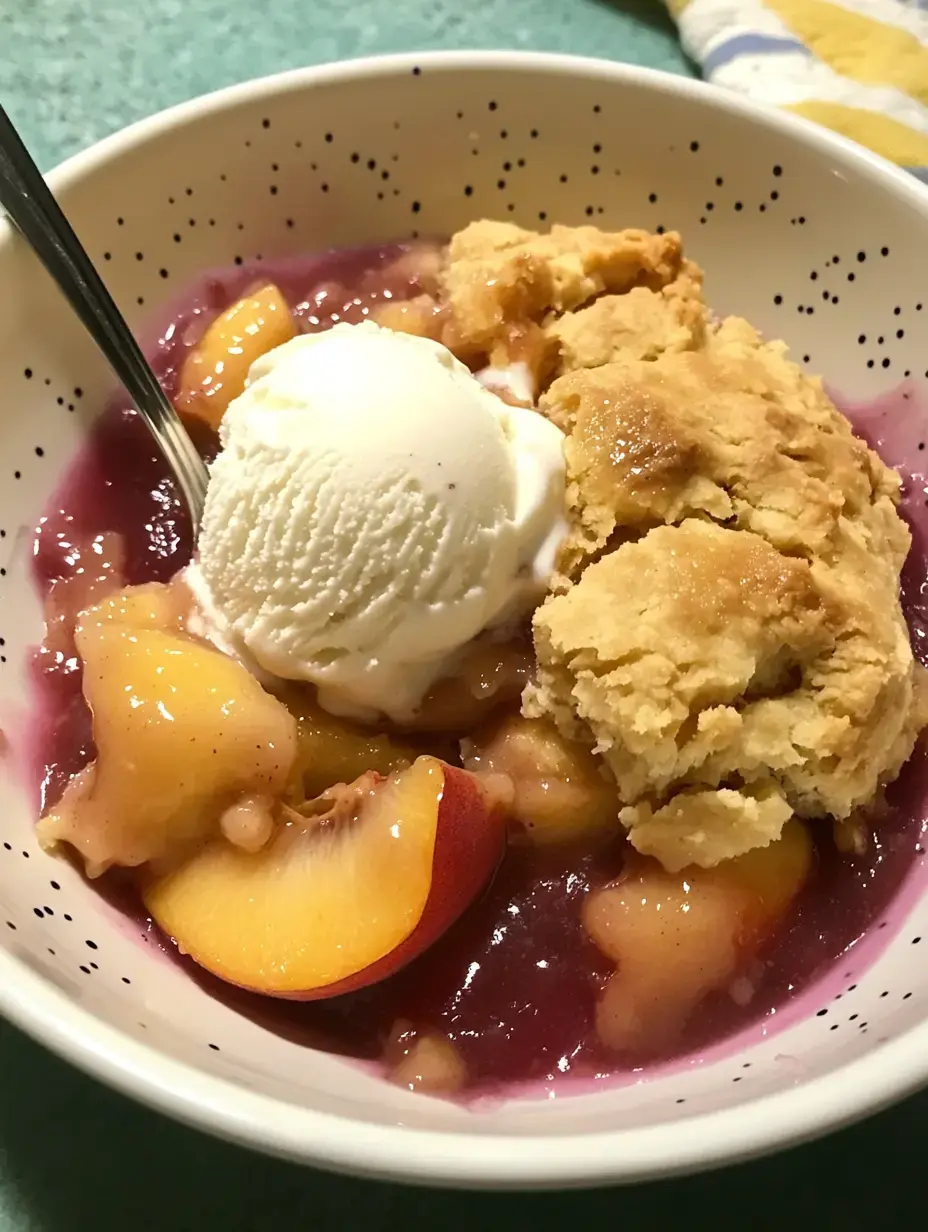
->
[[26, 246, 928, 1098]]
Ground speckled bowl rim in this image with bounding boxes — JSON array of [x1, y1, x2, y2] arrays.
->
[[3, 49, 928, 1189]]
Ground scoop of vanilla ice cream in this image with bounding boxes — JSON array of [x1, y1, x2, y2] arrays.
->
[[192, 321, 566, 720]]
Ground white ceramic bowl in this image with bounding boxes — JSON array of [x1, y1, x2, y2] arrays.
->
[[2, 51, 928, 1189]]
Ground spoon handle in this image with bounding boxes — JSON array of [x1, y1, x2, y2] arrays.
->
[[0, 103, 208, 536]]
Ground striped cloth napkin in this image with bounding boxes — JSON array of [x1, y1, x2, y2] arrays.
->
[[667, 0, 928, 180]]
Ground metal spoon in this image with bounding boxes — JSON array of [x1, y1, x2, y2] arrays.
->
[[0, 104, 209, 537]]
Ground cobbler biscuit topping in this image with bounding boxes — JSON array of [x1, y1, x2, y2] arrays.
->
[[437, 222, 925, 871]]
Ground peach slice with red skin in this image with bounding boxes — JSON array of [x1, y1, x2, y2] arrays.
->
[[585, 820, 813, 1056], [143, 757, 507, 999], [176, 283, 297, 429]]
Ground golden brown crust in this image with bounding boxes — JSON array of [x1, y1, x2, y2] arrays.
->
[[436, 218, 923, 870], [545, 261, 707, 376], [542, 317, 908, 581], [439, 220, 688, 367], [528, 511, 920, 866]]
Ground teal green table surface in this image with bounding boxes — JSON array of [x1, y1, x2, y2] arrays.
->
[[1, 2, 926, 1227]]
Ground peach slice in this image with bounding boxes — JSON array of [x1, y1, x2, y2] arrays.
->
[[373, 294, 444, 341], [462, 714, 619, 845], [584, 821, 813, 1056], [39, 530, 126, 668], [176, 283, 296, 429], [79, 577, 192, 634], [282, 688, 422, 801], [37, 586, 297, 876], [362, 242, 444, 299], [143, 757, 507, 998]]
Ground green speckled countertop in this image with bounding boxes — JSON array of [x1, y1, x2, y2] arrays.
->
[[2, 0, 691, 170], [0, 2, 925, 1227]]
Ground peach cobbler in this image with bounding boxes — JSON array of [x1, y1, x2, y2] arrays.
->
[[30, 221, 928, 1097]]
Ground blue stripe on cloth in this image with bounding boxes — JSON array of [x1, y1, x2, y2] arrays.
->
[[904, 166, 928, 184], [702, 33, 810, 76]]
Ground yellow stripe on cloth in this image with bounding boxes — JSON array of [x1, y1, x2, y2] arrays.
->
[[785, 99, 928, 163], [766, 0, 928, 107], [666, 0, 694, 16]]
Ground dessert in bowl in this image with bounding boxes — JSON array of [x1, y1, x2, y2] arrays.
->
[[2, 52, 928, 1186]]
